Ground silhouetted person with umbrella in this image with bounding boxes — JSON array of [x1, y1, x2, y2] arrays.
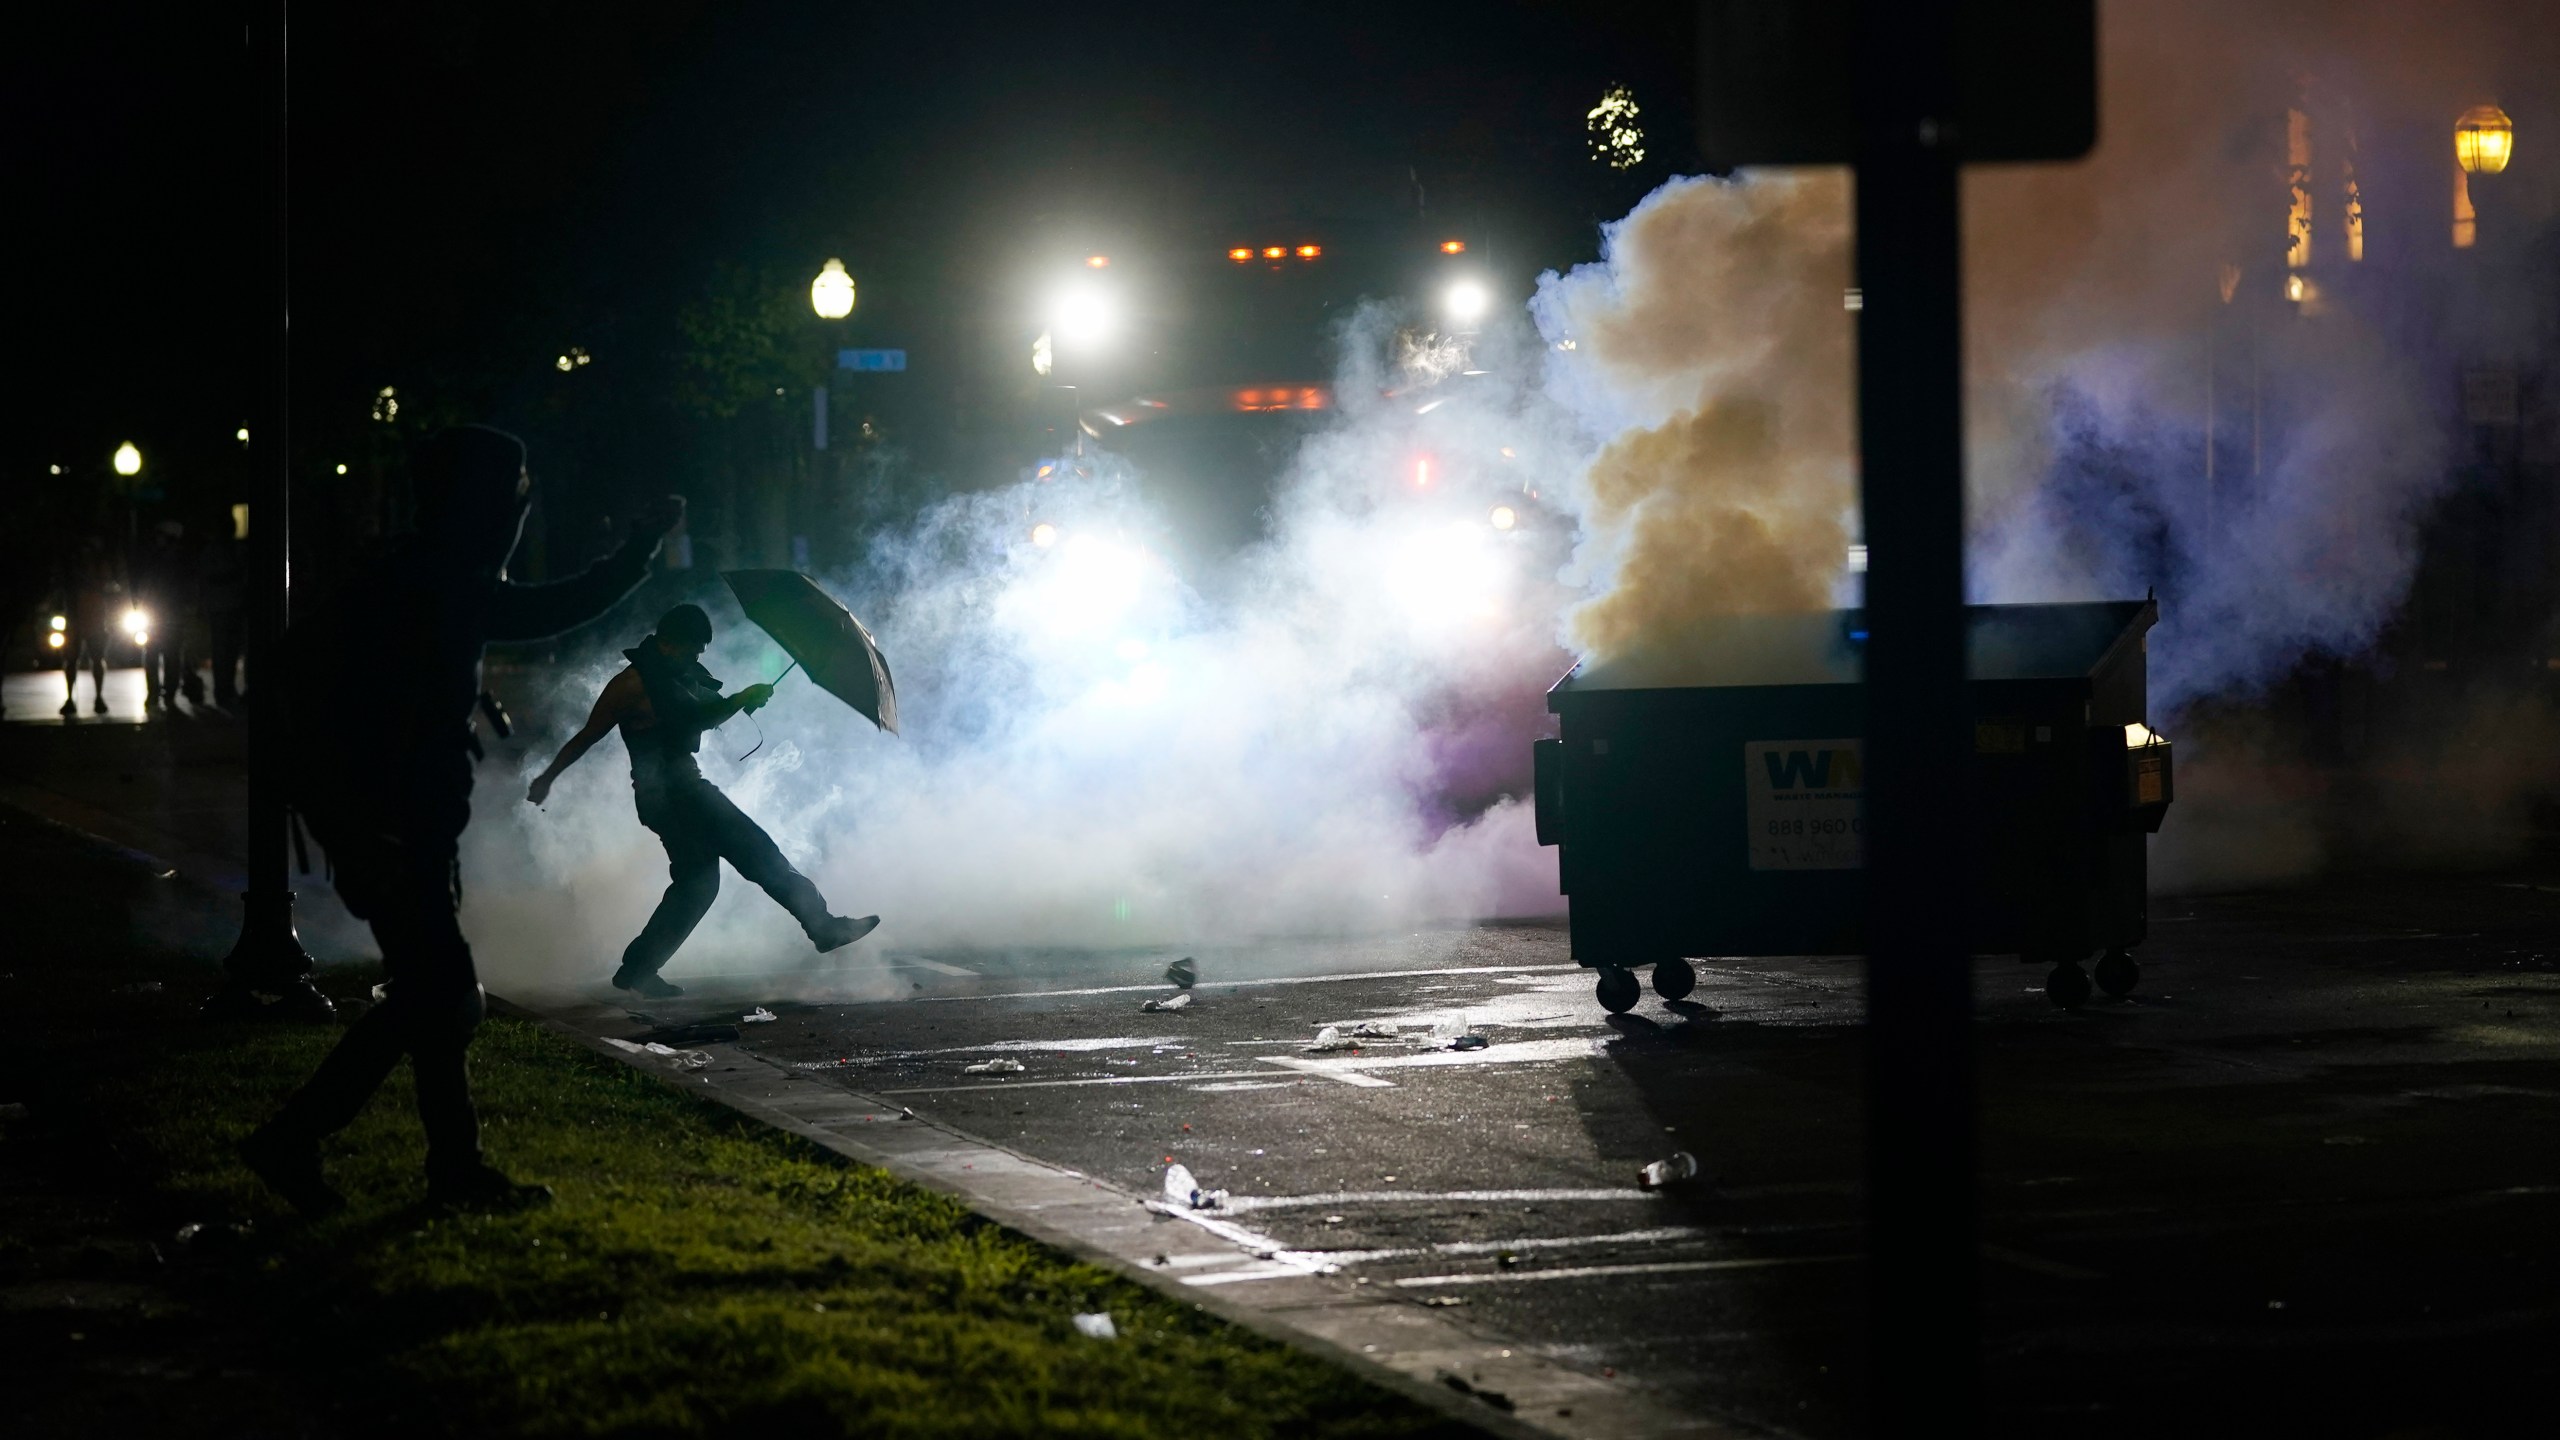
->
[[525, 603, 878, 997], [240, 425, 681, 1215]]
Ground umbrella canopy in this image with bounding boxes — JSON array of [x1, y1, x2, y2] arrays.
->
[[721, 570, 898, 734]]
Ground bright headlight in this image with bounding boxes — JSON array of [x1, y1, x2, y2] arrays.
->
[[1444, 279, 1490, 325], [122, 608, 150, 637], [1054, 282, 1116, 347], [46, 632, 65, 649]]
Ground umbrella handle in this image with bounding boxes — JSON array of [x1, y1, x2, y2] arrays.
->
[[731, 661, 796, 764]]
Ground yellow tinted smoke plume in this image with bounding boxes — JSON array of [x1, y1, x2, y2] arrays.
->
[[1548, 171, 1855, 666]]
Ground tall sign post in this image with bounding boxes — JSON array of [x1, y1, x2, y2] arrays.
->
[[211, 1, 329, 1022], [1696, 3, 2094, 1429]]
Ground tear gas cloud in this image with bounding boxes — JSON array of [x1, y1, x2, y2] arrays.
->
[[460, 312, 1590, 990], [437, 0, 2559, 987]]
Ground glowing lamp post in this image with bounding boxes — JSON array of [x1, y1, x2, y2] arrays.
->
[[811, 258, 856, 319], [2456, 105, 2514, 175], [114, 441, 143, 476]]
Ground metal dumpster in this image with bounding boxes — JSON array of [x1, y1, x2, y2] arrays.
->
[[1533, 599, 2172, 1012]]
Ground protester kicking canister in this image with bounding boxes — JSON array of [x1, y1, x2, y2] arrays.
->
[[526, 603, 878, 998]]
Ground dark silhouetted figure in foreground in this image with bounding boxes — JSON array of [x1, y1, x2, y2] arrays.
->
[[239, 425, 681, 1215], [526, 604, 877, 998]]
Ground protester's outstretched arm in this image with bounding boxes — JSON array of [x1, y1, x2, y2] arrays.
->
[[487, 496, 685, 641], [527, 673, 635, 805]]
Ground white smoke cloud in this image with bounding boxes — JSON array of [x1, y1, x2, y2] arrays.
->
[[460, 307, 1581, 992]]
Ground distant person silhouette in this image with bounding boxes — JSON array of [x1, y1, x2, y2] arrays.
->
[[133, 519, 194, 711], [525, 604, 877, 997], [239, 425, 682, 1215], [59, 539, 122, 716]]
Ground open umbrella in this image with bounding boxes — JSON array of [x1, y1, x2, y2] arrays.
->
[[721, 570, 898, 734]]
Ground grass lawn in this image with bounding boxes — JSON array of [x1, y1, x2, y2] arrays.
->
[[0, 807, 1477, 1439]]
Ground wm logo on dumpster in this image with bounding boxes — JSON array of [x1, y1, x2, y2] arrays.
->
[[1762, 747, 1863, 791], [1744, 738, 1865, 872]]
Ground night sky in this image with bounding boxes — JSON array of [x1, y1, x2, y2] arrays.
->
[[14, 2, 1694, 515]]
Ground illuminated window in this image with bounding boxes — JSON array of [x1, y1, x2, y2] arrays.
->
[[1227, 247, 1252, 262], [1295, 244, 1321, 258], [1262, 246, 1286, 259]]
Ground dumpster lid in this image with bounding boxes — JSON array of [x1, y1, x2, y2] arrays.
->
[[1554, 599, 2156, 694]]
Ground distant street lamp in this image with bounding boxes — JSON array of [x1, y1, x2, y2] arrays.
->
[[113, 441, 143, 476], [811, 258, 856, 319], [2456, 105, 2515, 175]]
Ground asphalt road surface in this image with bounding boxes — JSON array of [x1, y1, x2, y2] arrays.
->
[[584, 872, 2560, 1438]]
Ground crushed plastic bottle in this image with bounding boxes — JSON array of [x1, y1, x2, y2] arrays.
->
[[1166, 956, 1198, 989], [1141, 992, 1193, 1012], [964, 1058, 1027, 1075], [1304, 1026, 1358, 1053], [1637, 1151, 1704, 1190], [741, 1006, 778, 1024], [1072, 1312, 1119, 1340], [1162, 1162, 1229, 1210]]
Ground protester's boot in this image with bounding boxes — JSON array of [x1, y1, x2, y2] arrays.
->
[[92, 695, 107, 715], [239, 1124, 348, 1218], [426, 1161, 553, 1213], [611, 963, 684, 999], [811, 914, 880, 953]]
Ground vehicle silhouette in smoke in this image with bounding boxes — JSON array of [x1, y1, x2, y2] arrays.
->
[[1009, 216, 1532, 574]]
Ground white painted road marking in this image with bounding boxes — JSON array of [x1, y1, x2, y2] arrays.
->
[[1394, 1254, 1860, 1287], [901, 963, 1579, 1005], [1222, 1188, 1660, 1213], [880, 1070, 1275, 1094]]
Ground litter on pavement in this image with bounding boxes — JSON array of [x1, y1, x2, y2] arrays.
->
[[1162, 1162, 1229, 1209], [1448, 1034, 1490, 1051], [741, 1006, 778, 1023], [1141, 992, 1192, 1012], [1637, 1151, 1705, 1190], [643, 1042, 714, 1071], [1166, 956, 1198, 989], [964, 1058, 1027, 1075], [1304, 1026, 1358, 1052], [1072, 1312, 1118, 1340]]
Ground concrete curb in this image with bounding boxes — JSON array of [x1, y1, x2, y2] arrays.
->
[[495, 995, 1743, 1440]]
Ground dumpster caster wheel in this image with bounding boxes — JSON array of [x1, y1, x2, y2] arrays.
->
[[1596, 967, 1641, 1014], [2045, 962, 2092, 1010], [2094, 950, 2139, 998], [1651, 957, 1696, 1002]]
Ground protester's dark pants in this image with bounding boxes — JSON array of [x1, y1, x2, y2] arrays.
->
[[268, 835, 484, 1179], [620, 780, 832, 977]]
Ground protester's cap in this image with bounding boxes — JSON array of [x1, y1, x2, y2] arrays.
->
[[656, 603, 713, 647], [411, 425, 528, 528]]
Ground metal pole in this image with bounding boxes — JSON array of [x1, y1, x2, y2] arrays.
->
[[212, 0, 327, 1020], [1854, 0, 1977, 1429]]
